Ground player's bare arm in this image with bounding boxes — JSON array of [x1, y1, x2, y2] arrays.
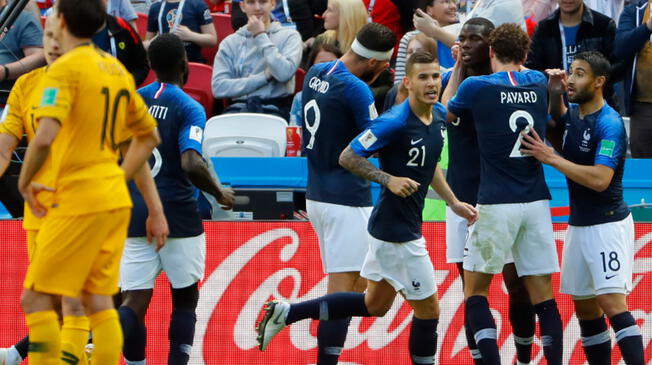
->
[[339, 145, 420, 198], [0, 133, 18, 177], [17, 117, 58, 217], [441, 60, 463, 123], [180, 149, 235, 209], [521, 128, 615, 192], [120, 129, 161, 181], [429, 165, 478, 224], [546, 69, 569, 122]]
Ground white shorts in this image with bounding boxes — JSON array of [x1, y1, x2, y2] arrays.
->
[[561, 214, 634, 299], [120, 234, 206, 290], [463, 200, 559, 276], [446, 206, 469, 263], [361, 236, 437, 301], [306, 199, 372, 273]]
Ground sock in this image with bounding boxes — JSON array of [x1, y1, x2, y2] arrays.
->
[[119, 306, 146, 362], [579, 316, 611, 365], [26, 310, 60, 365], [286, 292, 370, 325], [610, 311, 644, 365], [125, 360, 147, 365], [317, 318, 351, 365], [89, 309, 123, 365], [14, 336, 29, 360], [533, 300, 563, 365], [409, 317, 438, 365], [465, 296, 500, 365], [60, 316, 90, 365], [168, 309, 196, 365], [509, 299, 535, 364], [464, 311, 483, 364], [4, 345, 24, 364]]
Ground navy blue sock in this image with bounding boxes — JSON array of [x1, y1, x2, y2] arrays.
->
[[14, 335, 29, 359], [409, 317, 438, 365], [533, 300, 563, 365], [317, 317, 351, 365], [168, 308, 197, 365], [465, 296, 500, 365], [286, 292, 370, 325], [579, 316, 611, 365], [610, 311, 644, 365], [464, 311, 483, 364], [119, 306, 146, 362], [509, 299, 535, 364]]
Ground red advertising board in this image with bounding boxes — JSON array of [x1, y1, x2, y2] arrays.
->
[[0, 221, 650, 364]]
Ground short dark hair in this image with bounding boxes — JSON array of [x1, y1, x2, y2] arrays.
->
[[464, 17, 495, 36], [307, 43, 343, 67], [573, 51, 611, 81], [354, 22, 396, 60], [56, 0, 105, 38], [406, 50, 438, 76], [148, 34, 187, 81], [488, 23, 530, 64], [418, 0, 435, 11]]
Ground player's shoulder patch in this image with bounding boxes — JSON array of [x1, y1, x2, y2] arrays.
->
[[357, 129, 378, 150], [189, 125, 203, 143], [40, 87, 59, 107], [598, 139, 616, 158]]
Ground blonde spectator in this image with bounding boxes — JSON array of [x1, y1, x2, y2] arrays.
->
[[315, 0, 368, 53]]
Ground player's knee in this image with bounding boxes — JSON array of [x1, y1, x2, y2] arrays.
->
[[121, 290, 153, 320], [365, 302, 391, 317], [596, 293, 628, 318], [171, 282, 199, 311], [61, 296, 86, 317]]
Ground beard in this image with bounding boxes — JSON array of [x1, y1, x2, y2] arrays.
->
[[569, 88, 593, 104], [360, 68, 378, 84]]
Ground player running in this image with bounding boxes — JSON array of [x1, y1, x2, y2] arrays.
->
[[521, 51, 645, 365], [18, 0, 160, 363], [441, 18, 536, 365], [446, 23, 563, 365], [118, 33, 234, 365], [257, 50, 477, 365], [301, 22, 395, 365]]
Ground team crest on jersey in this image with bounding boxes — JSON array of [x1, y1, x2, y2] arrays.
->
[[40, 87, 58, 107], [580, 128, 591, 152], [358, 129, 377, 149]]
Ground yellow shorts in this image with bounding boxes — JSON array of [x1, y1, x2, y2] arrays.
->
[[24, 208, 131, 297], [26, 230, 38, 262]]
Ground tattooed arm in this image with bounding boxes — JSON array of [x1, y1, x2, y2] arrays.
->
[[339, 145, 420, 198]]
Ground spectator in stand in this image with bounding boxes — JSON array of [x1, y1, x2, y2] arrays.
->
[[0, 0, 45, 107], [130, 0, 156, 13], [523, 0, 557, 22], [615, 0, 652, 157], [271, 0, 319, 43], [384, 33, 438, 110], [212, 0, 302, 120], [92, 1, 150, 86], [107, 0, 138, 28], [313, 0, 368, 53], [145, 0, 217, 63], [464, 0, 525, 29], [231, 0, 248, 29], [395, 0, 458, 84], [363, 0, 419, 55], [289, 42, 342, 126]]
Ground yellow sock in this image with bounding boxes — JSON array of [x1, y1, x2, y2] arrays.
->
[[26, 310, 60, 365], [61, 316, 90, 365], [88, 309, 123, 365]]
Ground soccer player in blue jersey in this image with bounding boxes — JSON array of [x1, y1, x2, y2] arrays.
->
[[521, 51, 645, 365], [117, 34, 235, 365], [446, 23, 563, 365], [441, 17, 536, 365], [300, 22, 395, 365], [257, 50, 478, 365]]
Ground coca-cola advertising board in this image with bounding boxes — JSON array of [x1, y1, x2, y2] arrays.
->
[[0, 221, 651, 364]]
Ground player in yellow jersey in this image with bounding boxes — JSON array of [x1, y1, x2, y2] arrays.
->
[[17, 0, 161, 364], [0, 11, 168, 365]]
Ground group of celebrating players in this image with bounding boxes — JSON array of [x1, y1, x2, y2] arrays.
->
[[0, 0, 645, 364], [257, 18, 645, 365]]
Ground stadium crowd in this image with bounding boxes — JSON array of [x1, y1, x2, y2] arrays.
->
[[0, 0, 650, 364]]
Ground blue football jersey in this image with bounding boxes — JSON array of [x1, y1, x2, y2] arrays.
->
[[351, 101, 447, 242], [302, 60, 378, 207], [560, 103, 629, 226], [128, 82, 206, 237], [442, 71, 481, 206], [448, 70, 551, 204]]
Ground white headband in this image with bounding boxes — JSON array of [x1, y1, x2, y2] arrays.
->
[[350, 39, 393, 61]]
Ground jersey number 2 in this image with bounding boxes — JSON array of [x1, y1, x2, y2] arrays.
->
[[100, 87, 130, 151], [508, 110, 535, 158]]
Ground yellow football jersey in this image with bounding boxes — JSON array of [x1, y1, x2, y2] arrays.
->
[[33, 44, 156, 217], [0, 66, 52, 230]]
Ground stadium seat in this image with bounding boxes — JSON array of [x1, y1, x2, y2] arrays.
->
[[203, 113, 287, 157], [184, 62, 214, 116], [294, 68, 306, 94], [201, 13, 235, 66], [136, 12, 148, 39]]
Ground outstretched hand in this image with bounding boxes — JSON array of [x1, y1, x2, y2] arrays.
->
[[545, 69, 568, 95], [520, 128, 557, 165]]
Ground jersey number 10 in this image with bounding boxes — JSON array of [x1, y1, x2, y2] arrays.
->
[[100, 87, 130, 151]]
